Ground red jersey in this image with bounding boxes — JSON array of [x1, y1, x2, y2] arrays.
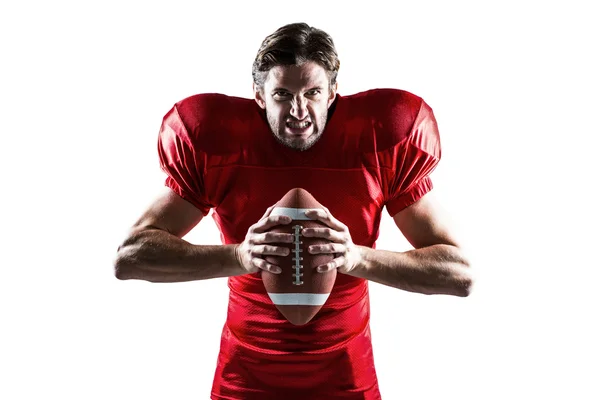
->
[[157, 89, 441, 399]]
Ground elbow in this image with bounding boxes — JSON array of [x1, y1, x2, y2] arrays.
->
[[113, 227, 149, 280], [454, 259, 474, 297], [113, 252, 131, 280], [113, 258, 130, 280], [113, 242, 138, 280], [455, 277, 473, 297]]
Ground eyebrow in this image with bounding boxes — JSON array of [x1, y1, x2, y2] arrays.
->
[[271, 86, 324, 93]]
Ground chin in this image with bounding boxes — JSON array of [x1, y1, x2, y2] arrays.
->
[[279, 130, 322, 151]]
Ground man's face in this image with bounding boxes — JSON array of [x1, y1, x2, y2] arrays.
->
[[254, 61, 337, 151]]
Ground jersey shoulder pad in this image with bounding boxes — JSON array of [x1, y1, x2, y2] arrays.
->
[[172, 93, 256, 151], [348, 88, 425, 151], [372, 88, 424, 148]]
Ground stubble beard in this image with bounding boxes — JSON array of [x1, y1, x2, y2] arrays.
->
[[266, 111, 328, 152]]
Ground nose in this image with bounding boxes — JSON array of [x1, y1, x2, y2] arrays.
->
[[290, 95, 308, 120]]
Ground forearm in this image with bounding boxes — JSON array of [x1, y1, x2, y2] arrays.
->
[[350, 244, 472, 297], [114, 228, 243, 283]]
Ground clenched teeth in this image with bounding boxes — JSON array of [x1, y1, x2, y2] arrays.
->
[[287, 121, 311, 129]]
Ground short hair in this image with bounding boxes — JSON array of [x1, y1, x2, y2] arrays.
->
[[252, 22, 340, 90]]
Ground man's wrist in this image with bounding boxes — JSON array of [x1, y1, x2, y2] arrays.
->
[[346, 245, 372, 278], [229, 243, 246, 275]]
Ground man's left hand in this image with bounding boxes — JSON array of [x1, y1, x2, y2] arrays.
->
[[302, 207, 362, 274]]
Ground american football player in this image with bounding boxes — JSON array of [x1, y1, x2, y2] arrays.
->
[[114, 22, 473, 400]]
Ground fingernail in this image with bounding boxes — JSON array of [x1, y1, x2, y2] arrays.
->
[[274, 267, 282, 274], [317, 266, 325, 272]]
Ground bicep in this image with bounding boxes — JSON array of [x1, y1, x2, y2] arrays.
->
[[392, 190, 461, 250], [130, 187, 205, 238]]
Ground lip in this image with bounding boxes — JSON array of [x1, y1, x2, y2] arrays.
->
[[285, 125, 312, 136], [285, 121, 312, 136]]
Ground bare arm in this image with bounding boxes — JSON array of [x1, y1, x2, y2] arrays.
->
[[114, 189, 293, 283], [353, 192, 472, 296], [354, 246, 471, 297], [114, 189, 237, 282], [304, 191, 473, 297]]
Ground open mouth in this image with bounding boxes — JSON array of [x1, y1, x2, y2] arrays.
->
[[285, 120, 312, 135]]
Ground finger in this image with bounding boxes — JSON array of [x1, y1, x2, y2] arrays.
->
[[316, 256, 344, 273], [305, 208, 346, 231], [252, 257, 282, 274], [252, 244, 290, 257], [253, 214, 293, 233], [302, 227, 345, 243], [308, 242, 346, 255], [249, 206, 278, 234], [255, 232, 294, 244], [251, 205, 281, 233], [261, 205, 276, 219]]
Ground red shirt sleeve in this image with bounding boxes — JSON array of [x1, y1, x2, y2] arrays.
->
[[384, 100, 441, 217], [157, 105, 212, 215]]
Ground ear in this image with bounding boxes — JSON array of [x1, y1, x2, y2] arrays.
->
[[327, 82, 338, 108], [253, 83, 266, 109]]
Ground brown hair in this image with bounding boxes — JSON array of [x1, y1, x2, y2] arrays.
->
[[252, 23, 340, 90]]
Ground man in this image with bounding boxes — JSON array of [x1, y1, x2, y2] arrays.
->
[[115, 22, 472, 400]]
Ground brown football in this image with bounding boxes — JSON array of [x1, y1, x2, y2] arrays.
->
[[263, 188, 337, 325]]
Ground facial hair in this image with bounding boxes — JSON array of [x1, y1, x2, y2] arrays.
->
[[266, 110, 328, 152]]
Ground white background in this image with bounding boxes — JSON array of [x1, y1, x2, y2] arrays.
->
[[1, 0, 598, 399]]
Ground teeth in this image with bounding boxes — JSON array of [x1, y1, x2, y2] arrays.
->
[[287, 121, 310, 129]]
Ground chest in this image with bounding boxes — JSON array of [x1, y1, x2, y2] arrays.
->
[[205, 164, 385, 246]]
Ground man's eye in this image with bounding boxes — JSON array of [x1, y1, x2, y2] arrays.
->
[[274, 92, 290, 97]]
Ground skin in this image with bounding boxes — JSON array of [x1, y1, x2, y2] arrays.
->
[[253, 62, 337, 151], [114, 189, 292, 281], [114, 63, 473, 297], [303, 193, 472, 296]]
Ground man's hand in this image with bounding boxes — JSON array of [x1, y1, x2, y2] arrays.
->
[[303, 207, 363, 274], [234, 205, 294, 275]]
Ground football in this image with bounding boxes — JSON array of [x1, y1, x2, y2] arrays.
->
[[262, 188, 337, 325]]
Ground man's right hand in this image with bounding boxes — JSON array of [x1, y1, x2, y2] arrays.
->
[[235, 205, 294, 275]]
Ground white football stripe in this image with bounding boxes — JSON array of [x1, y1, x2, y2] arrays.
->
[[270, 207, 319, 220], [267, 293, 330, 306]]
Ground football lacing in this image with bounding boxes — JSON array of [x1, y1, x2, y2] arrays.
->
[[292, 225, 304, 285]]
